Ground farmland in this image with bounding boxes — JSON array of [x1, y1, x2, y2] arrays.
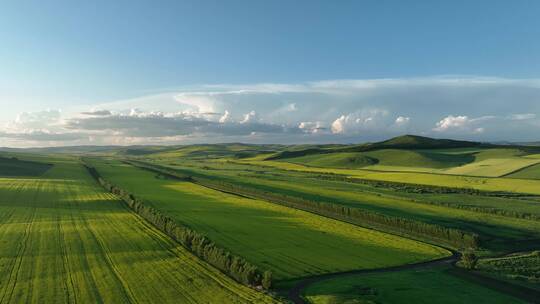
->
[[143, 158, 540, 252], [87, 158, 449, 280], [301, 265, 525, 304], [0, 158, 278, 303], [1, 135, 539, 303]]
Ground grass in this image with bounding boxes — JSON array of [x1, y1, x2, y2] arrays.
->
[[88, 159, 449, 280], [444, 158, 540, 177], [285, 153, 378, 169], [508, 163, 540, 180], [0, 156, 52, 177], [302, 265, 523, 304], [278, 147, 540, 178], [477, 251, 540, 287], [0, 158, 277, 303], [364, 149, 473, 168], [285, 149, 474, 172]]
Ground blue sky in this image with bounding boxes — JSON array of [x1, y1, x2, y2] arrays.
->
[[1, 1, 539, 146]]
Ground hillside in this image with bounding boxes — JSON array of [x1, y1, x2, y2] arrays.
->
[[267, 135, 486, 161]]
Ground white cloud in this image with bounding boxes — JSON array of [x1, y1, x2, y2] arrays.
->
[[219, 110, 231, 123], [433, 115, 470, 132], [331, 109, 389, 134], [174, 93, 217, 113], [12, 109, 62, 130], [433, 115, 496, 133], [240, 111, 258, 124], [394, 116, 411, 127], [3, 76, 540, 146], [509, 113, 536, 120], [299, 121, 327, 134]]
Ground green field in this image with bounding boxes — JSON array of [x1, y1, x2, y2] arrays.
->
[[443, 158, 540, 177], [2, 135, 539, 303], [508, 163, 540, 179], [88, 159, 449, 280], [302, 266, 524, 304], [237, 158, 540, 195], [147, 159, 540, 251], [284, 149, 475, 172], [273, 146, 540, 178], [0, 159, 277, 303], [477, 251, 540, 287], [0, 156, 52, 177]]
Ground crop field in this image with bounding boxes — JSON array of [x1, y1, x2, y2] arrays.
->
[[88, 159, 449, 280], [443, 158, 540, 177], [508, 163, 540, 179], [477, 251, 540, 287], [1, 135, 539, 304], [147, 160, 540, 252], [235, 158, 540, 195], [302, 265, 524, 304], [0, 159, 277, 303], [0, 156, 53, 177]]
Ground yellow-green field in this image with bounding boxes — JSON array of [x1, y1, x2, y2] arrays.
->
[[237, 159, 540, 195], [0, 160, 277, 303], [444, 158, 540, 177]]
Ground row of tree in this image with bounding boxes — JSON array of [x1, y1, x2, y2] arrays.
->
[[84, 164, 272, 289], [128, 161, 480, 249]]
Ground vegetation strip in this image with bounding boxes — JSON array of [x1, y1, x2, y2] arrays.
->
[[83, 163, 273, 289], [129, 160, 479, 249]]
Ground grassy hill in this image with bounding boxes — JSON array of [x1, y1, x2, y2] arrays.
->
[[267, 135, 487, 161]]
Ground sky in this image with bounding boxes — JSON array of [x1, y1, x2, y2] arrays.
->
[[1, 0, 539, 147]]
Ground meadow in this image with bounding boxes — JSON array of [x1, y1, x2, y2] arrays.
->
[[88, 159, 449, 280], [0, 158, 278, 303]]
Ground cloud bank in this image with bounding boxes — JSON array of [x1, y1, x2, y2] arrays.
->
[[1, 76, 539, 147]]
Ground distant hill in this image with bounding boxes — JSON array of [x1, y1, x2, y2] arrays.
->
[[360, 135, 485, 150], [267, 135, 487, 160]]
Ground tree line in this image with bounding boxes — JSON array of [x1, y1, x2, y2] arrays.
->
[[83, 164, 272, 289], [128, 161, 480, 249]]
